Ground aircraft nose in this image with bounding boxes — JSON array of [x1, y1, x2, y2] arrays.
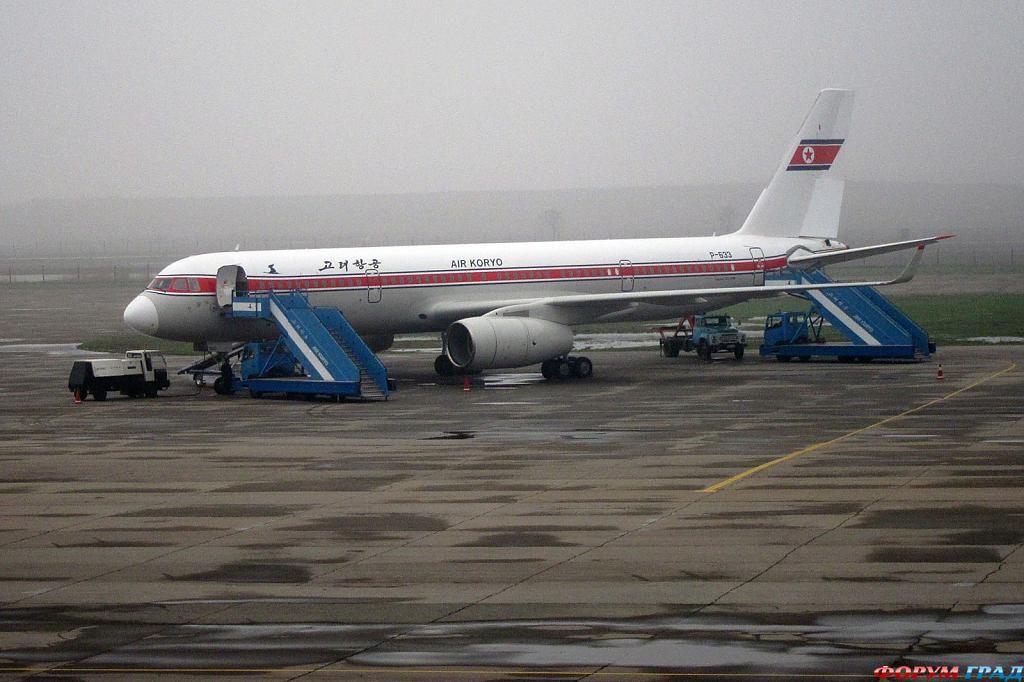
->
[[123, 295, 159, 335]]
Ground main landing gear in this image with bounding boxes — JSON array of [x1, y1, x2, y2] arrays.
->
[[541, 356, 593, 380]]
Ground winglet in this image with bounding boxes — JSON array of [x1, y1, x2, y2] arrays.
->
[[888, 243, 926, 285]]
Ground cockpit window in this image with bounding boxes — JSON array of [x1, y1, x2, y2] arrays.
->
[[171, 278, 189, 291], [148, 278, 172, 290]]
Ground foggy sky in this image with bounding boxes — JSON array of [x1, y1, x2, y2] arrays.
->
[[2, 1, 1023, 203]]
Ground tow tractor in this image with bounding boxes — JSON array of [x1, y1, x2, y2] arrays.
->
[[68, 350, 170, 401], [655, 314, 746, 361]]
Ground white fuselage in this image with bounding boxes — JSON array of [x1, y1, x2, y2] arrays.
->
[[125, 233, 835, 343]]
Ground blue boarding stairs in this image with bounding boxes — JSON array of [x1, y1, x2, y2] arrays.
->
[[760, 268, 935, 361], [226, 290, 392, 400]]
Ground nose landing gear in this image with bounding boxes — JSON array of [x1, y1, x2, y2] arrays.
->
[[541, 356, 593, 380]]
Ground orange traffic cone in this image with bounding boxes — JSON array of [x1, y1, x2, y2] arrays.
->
[[936, 364, 945, 381], [463, 375, 471, 392], [73, 389, 83, 404]]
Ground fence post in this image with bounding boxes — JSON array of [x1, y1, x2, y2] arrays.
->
[[41, 264, 45, 282]]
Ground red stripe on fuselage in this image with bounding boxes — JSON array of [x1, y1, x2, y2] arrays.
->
[[146, 257, 788, 295]]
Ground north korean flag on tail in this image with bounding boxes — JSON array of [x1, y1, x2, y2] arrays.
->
[[787, 138, 844, 171]]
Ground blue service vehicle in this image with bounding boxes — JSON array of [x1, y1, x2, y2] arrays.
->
[[658, 314, 747, 361], [759, 308, 932, 362], [758, 267, 936, 362]]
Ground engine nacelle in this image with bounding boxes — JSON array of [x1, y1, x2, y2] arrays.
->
[[362, 333, 394, 353], [446, 316, 574, 370]]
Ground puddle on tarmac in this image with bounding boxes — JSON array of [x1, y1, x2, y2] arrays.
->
[[0, 342, 94, 356], [963, 336, 1024, 343], [572, 333, 658, 351], [10, 609, 1022, 671], [426, 431, 476, 440], [482, 373, 545, 388]]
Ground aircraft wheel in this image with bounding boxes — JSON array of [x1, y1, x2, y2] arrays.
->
[[556, 359, 573, 380], [574, 356, 593, 379], [541, 360, 555, 379]]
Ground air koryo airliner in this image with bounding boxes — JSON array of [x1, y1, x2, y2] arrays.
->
[[124, 89, 950, 378]]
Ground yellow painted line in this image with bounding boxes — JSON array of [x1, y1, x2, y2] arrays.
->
[[702, 362, 1018, 494]]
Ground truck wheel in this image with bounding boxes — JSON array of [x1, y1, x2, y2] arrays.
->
[[664, 343, 679, 358], [776, 355, 791, 363], [734, 345, 745, 361], [92, 387, 107, 401], [145, 386, 158, 398], [213, 376, 234, 395], [798, 355, 811, 363], [698, 340, 711, 361]]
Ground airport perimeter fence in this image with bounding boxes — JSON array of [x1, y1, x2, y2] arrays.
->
[[0, 256, 185, 284]]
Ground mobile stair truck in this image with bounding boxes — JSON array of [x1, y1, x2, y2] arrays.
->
[[759, 269, 935, 362], [181, 288, 393, 401]]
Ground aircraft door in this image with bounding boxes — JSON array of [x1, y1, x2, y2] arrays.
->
[[364, 269, 383, 303], [749, 247, 766, 286], [619, 259, 635, 292], [216, 265, 248, 307]]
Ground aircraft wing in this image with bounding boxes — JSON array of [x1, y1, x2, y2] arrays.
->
[[787, 234, 954, 270], [429, 242, 932, 326]]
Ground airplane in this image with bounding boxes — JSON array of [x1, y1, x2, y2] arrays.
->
[[124, 89, 951, 380]]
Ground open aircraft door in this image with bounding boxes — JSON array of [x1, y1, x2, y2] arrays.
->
[[216, 265, 248, 308], [749, 247, 766, 286]]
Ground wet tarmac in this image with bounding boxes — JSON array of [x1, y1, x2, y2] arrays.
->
[[0, 284, 1023, 679]]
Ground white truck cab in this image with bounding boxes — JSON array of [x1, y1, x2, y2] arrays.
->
[[68, 350, 170, 401]]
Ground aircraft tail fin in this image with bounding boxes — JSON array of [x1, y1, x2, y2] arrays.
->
[[736, 89, 854, 239]]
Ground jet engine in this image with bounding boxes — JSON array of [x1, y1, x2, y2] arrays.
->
[[445, 316, 574, 370]]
